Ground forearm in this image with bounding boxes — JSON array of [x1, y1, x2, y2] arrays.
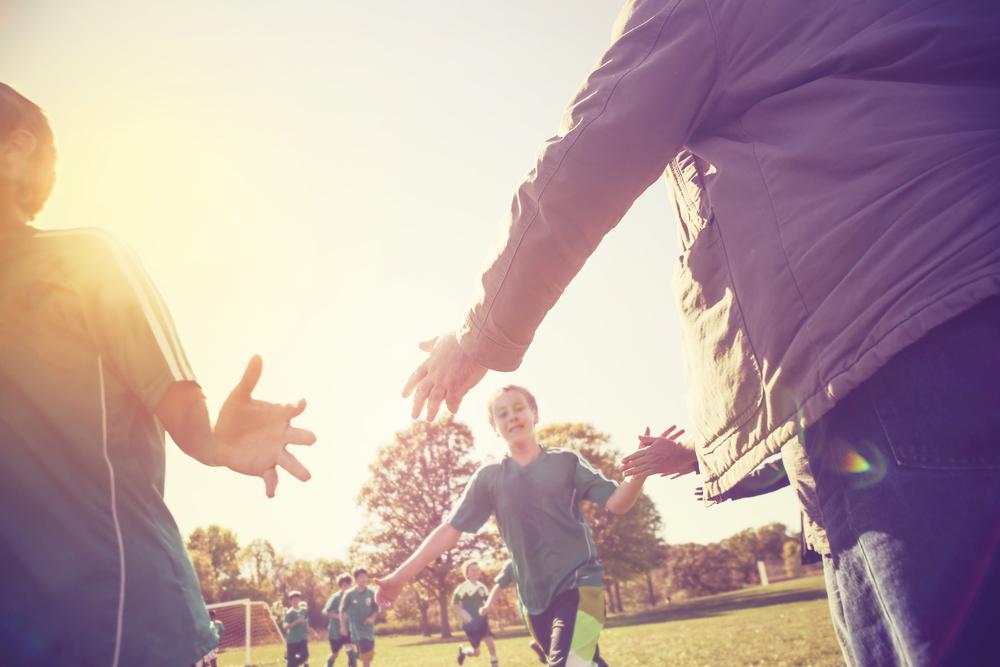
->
[[483, 585, 500, 610], [605, 477, 646, 515], [156, 381, 221, 466], [387, 523, 461, 583]]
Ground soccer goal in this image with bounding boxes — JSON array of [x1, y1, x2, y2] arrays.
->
[[206, 599, 286, 666]]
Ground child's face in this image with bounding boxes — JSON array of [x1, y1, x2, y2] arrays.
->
[[466, 564, 481, 582], [491, 390, 537, 446], [356, 573, 369, 587], [340, 581, 352, 591]]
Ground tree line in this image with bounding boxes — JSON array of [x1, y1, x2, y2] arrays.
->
[[186, 417, 806, 637]]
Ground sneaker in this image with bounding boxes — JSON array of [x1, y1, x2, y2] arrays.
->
[[457, 646, 466, 665], [529, 641, 546, 664]]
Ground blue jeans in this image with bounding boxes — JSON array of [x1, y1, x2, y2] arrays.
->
[[803, 297, 1000, 667]]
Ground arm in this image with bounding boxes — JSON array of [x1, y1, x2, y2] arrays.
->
[[155, 356, 316, 497], [375, 523, 461, 607], [479, 584, 502, 616], [403, 0, 720, 420], [453, 604, 473, 624], [605, 476, 647, 515]]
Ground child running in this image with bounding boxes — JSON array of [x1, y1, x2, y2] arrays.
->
[[452, 561, 497, 666], [323, 574, 356, 667], [377, 385, 655, 667], [480, 560, 547, 665], [283, 591, 310, 667], [339, 569, 379, 667]]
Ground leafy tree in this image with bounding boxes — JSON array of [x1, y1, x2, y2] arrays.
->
[[188, 525, 242, 602], [536, 423, 665, 612], [353, 417, 503, 638]]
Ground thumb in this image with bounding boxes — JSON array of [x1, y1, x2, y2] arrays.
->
[[418, 337, 438, 353], [232, 355, 263, 400]]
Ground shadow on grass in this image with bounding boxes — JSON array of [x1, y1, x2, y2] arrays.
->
[[395, 577, 828, 648]]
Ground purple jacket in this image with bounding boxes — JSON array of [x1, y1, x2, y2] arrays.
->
[[456, 0, 1000, 497]]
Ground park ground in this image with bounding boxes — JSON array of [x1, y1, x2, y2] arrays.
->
[[221, 575, 844, 666]]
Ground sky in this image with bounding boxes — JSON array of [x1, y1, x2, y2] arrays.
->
[[2, 0, 800, 562]]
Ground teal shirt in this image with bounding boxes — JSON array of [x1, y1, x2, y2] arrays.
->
[[495, 560, 516, 589], [210, 619, 224, 644], [451, 580, 491, 627], [284, 608, 309, 644], [322, 590, 346, 639], [447, 447, 617, 614], [339, 587, 379, 641], [0, 227, 212, 666]]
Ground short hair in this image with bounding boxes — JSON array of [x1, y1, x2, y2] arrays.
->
[[209, 609, 217, 619], [463, 560, 480, 578], [337, 573, 353, 586], [353, 568, 368, 578], [487, 385, 539, 428], [0, 83, 52, 146]]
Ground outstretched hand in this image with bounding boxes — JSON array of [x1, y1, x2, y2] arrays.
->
[[214, 355, 316, 498], [402, 333, 488, 421], [620, 425, 696, 479], [374, 575, 404, 610]]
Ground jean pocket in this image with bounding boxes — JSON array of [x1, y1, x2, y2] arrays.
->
[[673, 219, 763, 454]]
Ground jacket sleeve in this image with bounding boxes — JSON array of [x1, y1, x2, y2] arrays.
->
[[457, 0, 719, 370]]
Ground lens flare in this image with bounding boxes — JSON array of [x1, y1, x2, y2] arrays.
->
[[839, 449, 872, 474]]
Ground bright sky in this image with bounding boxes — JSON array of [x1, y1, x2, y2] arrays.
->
[[3, 1, 799, 561]]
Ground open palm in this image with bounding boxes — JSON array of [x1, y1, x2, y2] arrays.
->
[[215, 355, 316, 497]]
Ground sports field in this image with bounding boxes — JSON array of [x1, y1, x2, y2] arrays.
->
[[219, 576, 844, 666]]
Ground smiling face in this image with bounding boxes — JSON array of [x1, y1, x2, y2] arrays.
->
[[490, 388, 538, 448], [465, 562, 481, 583]]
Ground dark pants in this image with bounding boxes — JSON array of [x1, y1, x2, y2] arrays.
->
[[804, 297, 1000, 666], [286, 639, 309, 667], [527, 588, 608, 667]]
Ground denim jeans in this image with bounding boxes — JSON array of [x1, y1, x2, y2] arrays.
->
[[803, 297, 1000, 667]]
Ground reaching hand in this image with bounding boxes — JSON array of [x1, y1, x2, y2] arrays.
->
[[402, 333, 488, 421], [478, 604, 491, 617], [620, 425, 696, 479], [374, 575, 404, 610], [214, 355, 317, 498]]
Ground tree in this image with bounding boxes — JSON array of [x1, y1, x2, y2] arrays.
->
[[188, 525, 243, 602], [536, 423, 666, 613], [353, 417, 503, 638], [720, 522, 789, 585], [239, 538, 278, 600]]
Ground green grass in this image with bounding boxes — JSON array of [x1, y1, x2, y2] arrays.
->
[[218, 576, 844, 666]]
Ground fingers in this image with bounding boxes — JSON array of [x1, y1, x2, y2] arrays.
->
[[659, 426, 685, 440], [402, 362, 428, 399], [284, 398, 307, 420], [644, 426, 651, 437], [417, 337, 438, 353], [261, 467, 278, 498], [445, 391, 464, 415], [410, 379, 432, 420], [286, 427, 317, 446], [278, 449, 311, 482], [425, 386, 447, 422], [232, 355, 263, 400]]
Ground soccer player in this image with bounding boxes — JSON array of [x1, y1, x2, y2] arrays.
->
[[479, 561, 546, 665], [284, 591, 310, 667], [377, 385, 655, 667], [323, 574, 356, 667], [199, 609, 225, 667], [339, 569, 379, 667], [0, 83, 316, 667], [452, 561, 497, 666]]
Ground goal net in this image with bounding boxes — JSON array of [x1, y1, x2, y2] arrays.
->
[[205, 599, 286, 666]]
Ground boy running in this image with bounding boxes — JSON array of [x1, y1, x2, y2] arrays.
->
[[323, 574, 356, 667], [377, 385, 656, 667], [452, 561, 497, 666], [0, 83, 316, 667], [284, 591, 310, 667], [339, 569, 379, 667], [480, 561, 546, 665]]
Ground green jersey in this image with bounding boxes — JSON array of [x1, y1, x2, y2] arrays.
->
[[339, 586, 379, 641], [284, 607, 309, 644], [210, 619, 225, 645], [447, 447, 617, 614], [451, 580, 491, 627], [322, 590, 347, 639], [0, 227, 212, 666]]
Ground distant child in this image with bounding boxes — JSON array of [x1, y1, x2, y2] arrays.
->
[[284, 591, 310, 667], [479, 561, 546, 665], [323, 573, 356, 667], [452, 561, 498, 666], [339, 569, 379, 667], [377, 385, 651, 667]]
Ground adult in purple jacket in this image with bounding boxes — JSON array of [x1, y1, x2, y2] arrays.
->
[[401, 1, 1000, 665]]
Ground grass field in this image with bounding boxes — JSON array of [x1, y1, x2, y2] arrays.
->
[[219, 576, 844, 666]]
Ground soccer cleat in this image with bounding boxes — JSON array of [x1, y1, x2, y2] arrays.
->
[[457, 646, 467, 665]]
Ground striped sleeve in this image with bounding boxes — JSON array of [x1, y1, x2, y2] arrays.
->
[[69, 229, 196, 410], [570, 450, 618, 506]]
